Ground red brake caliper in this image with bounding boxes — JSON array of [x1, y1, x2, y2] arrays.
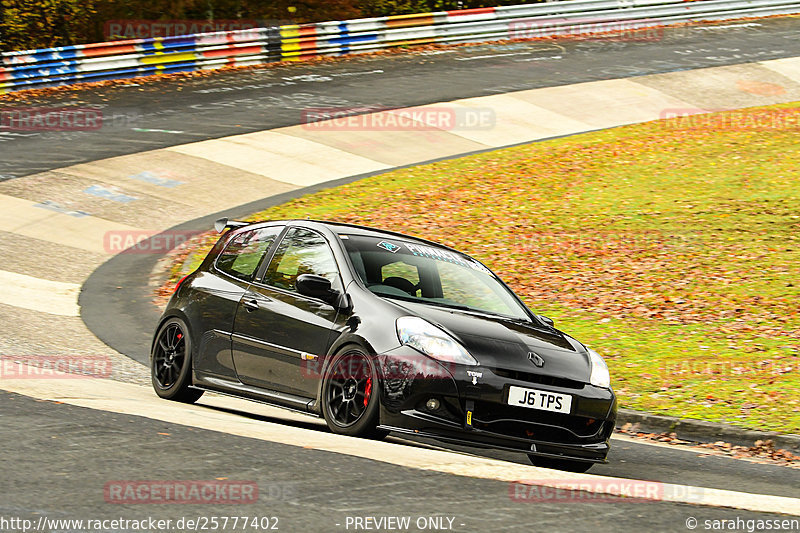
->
[[364, 376, 372, 407]]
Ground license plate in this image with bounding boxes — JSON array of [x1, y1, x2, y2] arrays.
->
[[507, 385, 572, 414]]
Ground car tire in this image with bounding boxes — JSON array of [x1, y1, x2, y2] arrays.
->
[[527, 455, 594, 473], [151, 317, 204, 404], [321, 347, 387, 439]]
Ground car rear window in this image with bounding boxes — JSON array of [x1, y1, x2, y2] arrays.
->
[[215, 226, 282, 280]]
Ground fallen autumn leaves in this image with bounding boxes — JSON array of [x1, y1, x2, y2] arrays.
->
[[155, 102, 800, 434]]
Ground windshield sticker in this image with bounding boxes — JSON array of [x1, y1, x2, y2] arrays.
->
[[405, 242, 493, 275], [377, 241, 401, 253]]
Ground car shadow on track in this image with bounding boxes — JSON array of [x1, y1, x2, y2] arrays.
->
[[195, 398, 532, 464], [185, 397, 800, 497]]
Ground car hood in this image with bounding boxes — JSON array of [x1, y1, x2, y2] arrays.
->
[[391, 300, 592, 383]]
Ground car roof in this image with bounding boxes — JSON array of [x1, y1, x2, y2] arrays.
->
[[247, 219, 463, 254]]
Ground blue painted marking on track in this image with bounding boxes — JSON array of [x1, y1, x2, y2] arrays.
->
[[34, 200, 90, 218], [128, 171, 183, 188], [83, 185, 138, 203]]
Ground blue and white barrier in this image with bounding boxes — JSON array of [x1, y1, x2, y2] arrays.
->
[[2, 0, 799, 94]]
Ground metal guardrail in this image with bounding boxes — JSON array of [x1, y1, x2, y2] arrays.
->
[[2, 0, 799, 94]]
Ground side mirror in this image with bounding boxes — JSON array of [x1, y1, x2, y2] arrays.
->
[[296, 274, 340, 305], [538, 315, 554, 327]]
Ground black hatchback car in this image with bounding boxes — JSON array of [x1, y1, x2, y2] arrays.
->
[[151, 218, 616, 471]]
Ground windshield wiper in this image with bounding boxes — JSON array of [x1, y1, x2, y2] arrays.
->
[[375, 293, 525, 320], [375, 293, 468, 311]]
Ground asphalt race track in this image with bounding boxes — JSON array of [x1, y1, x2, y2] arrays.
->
[[1, 15, 799, 533], [0, 391, 796, 532], [1, 17, 800, 179]]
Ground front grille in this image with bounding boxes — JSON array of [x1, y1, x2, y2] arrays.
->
[[472, 400, 606, 444], [493, 368, 585, 390]]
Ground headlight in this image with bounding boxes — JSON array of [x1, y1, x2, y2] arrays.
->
[[587, 347, 611, 388], [396, 316, 478, 366]]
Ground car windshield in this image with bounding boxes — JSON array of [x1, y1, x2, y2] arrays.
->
[[341, 234, 530, 320]]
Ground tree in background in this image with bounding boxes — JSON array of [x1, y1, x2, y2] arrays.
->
[[0, 0, 541, 52], [249, 0, 362, 23], [1, 0, 98, 51], [358, 0, 532, 17]]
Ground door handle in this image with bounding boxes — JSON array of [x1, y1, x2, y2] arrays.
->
[[242, 298, 259, 312]]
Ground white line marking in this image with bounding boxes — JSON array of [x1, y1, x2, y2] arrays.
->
[[132, 128, 184, 134], [331, 69, 384, 77], [692, 23, 762, 30], [0, 270, 80, 316], [455, 52, 534, 61], [1, 371, 798, 516], [514, 55, 563, 62]]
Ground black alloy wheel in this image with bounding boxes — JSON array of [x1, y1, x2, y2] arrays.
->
[[151, 317, 203, 403]]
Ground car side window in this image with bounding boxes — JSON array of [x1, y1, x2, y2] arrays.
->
[[380, 261, 420, 296], [216, 227, 282, 281], [262, 227, 341, 292]]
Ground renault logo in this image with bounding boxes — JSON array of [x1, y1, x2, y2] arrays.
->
[[528, 351, 545, 368]]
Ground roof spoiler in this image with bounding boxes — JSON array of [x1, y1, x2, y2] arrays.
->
[[214, 217, 249, 233]]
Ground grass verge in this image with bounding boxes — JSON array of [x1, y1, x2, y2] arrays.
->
[[163, 103, 800, 434]]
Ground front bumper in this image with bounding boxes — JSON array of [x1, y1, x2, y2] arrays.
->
[[377, 346, 617, 463]]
